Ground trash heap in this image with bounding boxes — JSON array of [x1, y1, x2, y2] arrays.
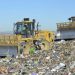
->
[[0, 40, 75, 75]]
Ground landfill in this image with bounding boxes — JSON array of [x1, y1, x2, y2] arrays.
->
[[0, 40, 75, 75]]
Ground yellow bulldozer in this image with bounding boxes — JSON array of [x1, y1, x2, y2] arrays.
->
[[0, 18, 54, 57]]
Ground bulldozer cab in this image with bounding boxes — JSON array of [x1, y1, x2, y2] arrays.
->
[[14, 18, 35, 38], [13, 18, 36, 56]]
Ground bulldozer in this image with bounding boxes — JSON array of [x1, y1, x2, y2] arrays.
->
[[0, 18, 54, 57]]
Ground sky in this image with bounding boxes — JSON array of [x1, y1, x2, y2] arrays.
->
[[0, 0, 75, 32]]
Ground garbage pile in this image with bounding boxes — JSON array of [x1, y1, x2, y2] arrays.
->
[[0, 66, 8, 74], [0, 40, 75, 75]]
